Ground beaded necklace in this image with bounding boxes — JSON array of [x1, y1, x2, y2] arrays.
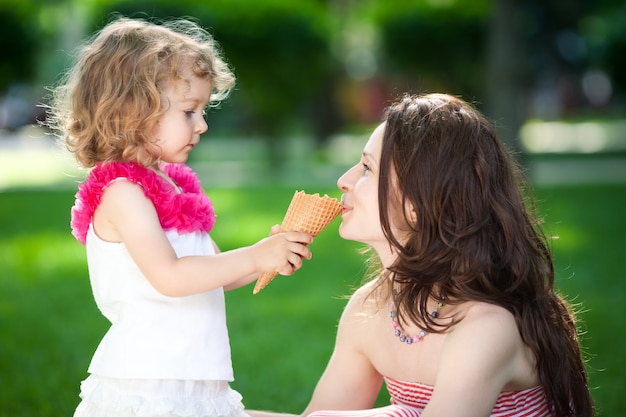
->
[[389, 292, 444, 345]]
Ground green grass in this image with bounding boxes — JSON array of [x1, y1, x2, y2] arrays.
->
[[0, 184, 624, 416], [533, 186, 626, 416]]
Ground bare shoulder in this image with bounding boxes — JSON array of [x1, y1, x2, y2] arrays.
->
[[459, 300, 512, 319], [94, 178, 157, 242], [443, 301, 538, 390], [449, 302, 520, 343], [445, 301, 526, 372], [99, 177, 147, 202], [342, 280, 381, 320], [97, 178, 155, 216], [462, 301, 516, 324], [334, 280, 383, 344]]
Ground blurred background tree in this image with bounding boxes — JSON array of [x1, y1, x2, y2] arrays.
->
[[88, 0, 338, 168], [0, 0, 624, 161], [0, 1, 43, 130], [0, 5, 38, 92]]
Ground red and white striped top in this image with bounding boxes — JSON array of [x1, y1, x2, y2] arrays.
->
[[308, 377, 552, 417]]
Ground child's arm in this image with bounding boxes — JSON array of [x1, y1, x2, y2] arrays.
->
[[94, 180, 313, 297], [211, 240, 267, 291], [221, 224, 291, 291]]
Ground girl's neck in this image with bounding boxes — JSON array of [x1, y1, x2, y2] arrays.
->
[[150, 166, 182, 193]]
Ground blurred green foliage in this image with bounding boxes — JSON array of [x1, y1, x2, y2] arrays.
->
[[77, 0, 339, 162], [2, 0, 626, 138], [0, 4, 40, 91], [367, 0, 490, 99], [583, 5, 626, 93]]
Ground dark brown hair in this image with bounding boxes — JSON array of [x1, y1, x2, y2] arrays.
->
[[377, 93, 593, 417]]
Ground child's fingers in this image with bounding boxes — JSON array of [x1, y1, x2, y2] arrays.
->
[[289, 241, 312, 260], [273, 243, 311, 276], [254, 233, 313, 275], [284, 231, 314, 245], [287, 252, 304, 272], [275, 258, 297, 276], [269, 224, 281, 236]]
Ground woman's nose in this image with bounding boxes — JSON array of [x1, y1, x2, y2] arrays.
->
[[337, 166, 354, 191]]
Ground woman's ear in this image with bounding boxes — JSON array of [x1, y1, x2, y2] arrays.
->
[[407, 206, 418, 227], [409, 206, 418, 225], [402, 198, 418, 227]]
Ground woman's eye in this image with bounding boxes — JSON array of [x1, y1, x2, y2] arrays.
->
[[362, 162, 370, 172]]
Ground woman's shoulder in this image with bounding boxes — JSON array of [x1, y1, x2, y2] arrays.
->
[[338, 279, 385, 326], [333, 279, 387, 361], [444, 301, 538, 389], [443, 301, 524, 363], [457, 301, 515, 322], [449, 301, 518, 338], [346, 279, 381, 307]]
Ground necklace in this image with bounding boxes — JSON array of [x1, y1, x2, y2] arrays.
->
[[389, 296, 443, 345]]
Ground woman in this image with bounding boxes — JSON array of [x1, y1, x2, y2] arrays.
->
[[251, 93, 594, 417]]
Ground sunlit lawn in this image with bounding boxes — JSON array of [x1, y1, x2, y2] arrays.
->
[[0, 183, 623, 417]]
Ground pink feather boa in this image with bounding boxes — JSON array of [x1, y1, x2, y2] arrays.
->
[[70, 161, 216, 245]]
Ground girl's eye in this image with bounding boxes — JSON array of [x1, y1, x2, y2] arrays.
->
[[184, 110, 195, 117], [362, 162, 371, 173]]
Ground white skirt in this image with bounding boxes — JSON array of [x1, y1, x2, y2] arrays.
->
[[73, 375, 250, 417]]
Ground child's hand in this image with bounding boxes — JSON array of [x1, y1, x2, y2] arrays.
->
[[269, 224, 281, 236], [251, 231, 313, 276]]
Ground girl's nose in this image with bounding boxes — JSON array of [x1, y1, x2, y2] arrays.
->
[[196, 117, 208, 134]]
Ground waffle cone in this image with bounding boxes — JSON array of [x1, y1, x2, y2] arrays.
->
[[253, 190, 342, 294]]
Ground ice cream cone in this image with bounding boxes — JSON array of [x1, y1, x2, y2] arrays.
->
[[253, 190, 343, 294]]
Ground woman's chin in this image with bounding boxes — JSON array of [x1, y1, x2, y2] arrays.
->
[[338, 225, 359, 242], [337, 223, 348, 239]]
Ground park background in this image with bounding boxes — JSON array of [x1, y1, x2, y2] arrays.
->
[[0, 0, 624, 416]]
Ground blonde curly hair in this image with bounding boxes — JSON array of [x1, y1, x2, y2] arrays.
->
[[48, 17, 235, 168]]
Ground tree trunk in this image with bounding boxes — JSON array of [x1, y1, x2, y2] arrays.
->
[[484, 0, 531, 164]]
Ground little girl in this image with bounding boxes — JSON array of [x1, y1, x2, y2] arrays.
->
[[48, 17, 313, 417]]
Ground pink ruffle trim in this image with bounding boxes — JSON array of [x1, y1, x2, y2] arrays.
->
[[71, 162, 215, 245]]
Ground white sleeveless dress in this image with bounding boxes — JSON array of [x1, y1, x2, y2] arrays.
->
[[70, 162, 249, 417]]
